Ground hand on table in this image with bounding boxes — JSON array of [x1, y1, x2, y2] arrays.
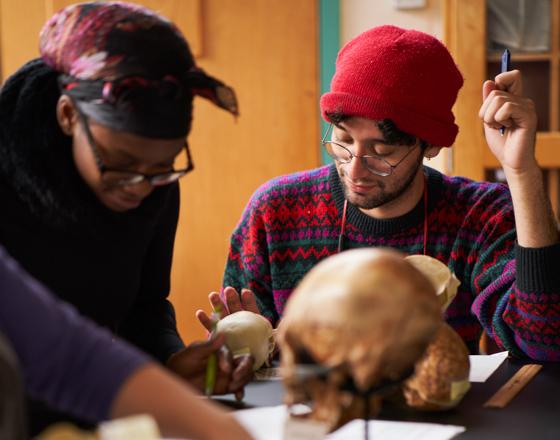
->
[[167, 332, 254, 396]]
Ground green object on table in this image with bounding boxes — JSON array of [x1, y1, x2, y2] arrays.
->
[[204, 306, 221, 396]]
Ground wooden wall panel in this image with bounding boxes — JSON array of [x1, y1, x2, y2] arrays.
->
[[0, 0, 46, 80], [125, 0, 202, 57], [0, 0, 202, 82], [445, 0, 560, 219], [443, 0, 487, 181], [169, 0, 320, 341]]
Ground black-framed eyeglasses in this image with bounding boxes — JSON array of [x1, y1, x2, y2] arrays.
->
[[77, 109, 194, 188], [321, 123, 418, 177]]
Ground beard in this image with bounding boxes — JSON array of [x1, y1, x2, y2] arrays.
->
[[338, 158, 423, 210]]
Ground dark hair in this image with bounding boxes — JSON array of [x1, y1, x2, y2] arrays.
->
[[0, 58, 72, 206], [326, 112, 429, 150], [0, 60, 109, 228]]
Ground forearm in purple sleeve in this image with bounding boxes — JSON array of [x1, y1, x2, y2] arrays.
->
[[0, 246, 150, 422]]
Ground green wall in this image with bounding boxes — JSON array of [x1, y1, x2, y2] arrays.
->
[[319, 0, 340, 164]]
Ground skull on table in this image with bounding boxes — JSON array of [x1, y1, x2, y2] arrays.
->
[[278, 248, 442, 431], [401, 255, 471, 410]]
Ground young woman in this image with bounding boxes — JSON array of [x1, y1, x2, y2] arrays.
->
[[0, 1, 252, 434]]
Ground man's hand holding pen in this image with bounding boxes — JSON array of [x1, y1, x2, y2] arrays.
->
[[479, 60, 538, 174]]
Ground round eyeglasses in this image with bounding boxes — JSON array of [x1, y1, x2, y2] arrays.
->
[[77, 108, 194, 188], [321, 123, 418, 177]]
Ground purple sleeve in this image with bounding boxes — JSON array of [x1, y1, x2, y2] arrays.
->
[[0, 246, 150, 422]]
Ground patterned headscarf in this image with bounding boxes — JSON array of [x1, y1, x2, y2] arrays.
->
[[39, 1, 238, 138]]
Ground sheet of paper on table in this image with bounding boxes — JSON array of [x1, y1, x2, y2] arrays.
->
[[468, 351, 508, 382], [234, 405, 465, 440], [255, 351, 509, 383]]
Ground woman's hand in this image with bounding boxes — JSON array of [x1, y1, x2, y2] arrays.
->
[[111, 363, 254, 440], [167, 333, 254, 395]]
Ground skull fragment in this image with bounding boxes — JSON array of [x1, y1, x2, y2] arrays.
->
[[401, 255, 471, 410], [217, 310, 275, 371]]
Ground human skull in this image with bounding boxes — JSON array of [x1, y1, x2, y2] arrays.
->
[[401, 322, 470, 410], [401, 255, 470, 410], [216, 311, 275, 371], [278, 248, 442, 430], [405, 255, 460, 310]]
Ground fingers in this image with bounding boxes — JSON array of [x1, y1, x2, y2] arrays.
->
[[479, 90, 512, 130], [195, 309, 213, 332], [482, 70, 522, 102], [217, 345, 233, 375], [482, 79, 495, 101], [212, 348, 247, 395], [167, 333, 226, 383], [479, 75, 535, 129], [224, 286, 245, 313], [230, 355, 254, 393], [188, 332, 225, 359], [479, 92, 536, 131], [494, 69, 523, 96], [240, 288, 260, 314], [197, 287, 260, 332], [197, 291, 229, 332], [209, 291, 228, 316], [480, 81, 504, 128], [480, 70, 530, 132]]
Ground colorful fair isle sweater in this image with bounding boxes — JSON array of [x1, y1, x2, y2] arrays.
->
[[224, 164, 560, 361]]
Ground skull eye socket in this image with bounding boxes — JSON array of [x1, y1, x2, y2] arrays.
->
[[296, 347, 318, 365], [293, 346, 416, 398], [292, 346, 411, 393]]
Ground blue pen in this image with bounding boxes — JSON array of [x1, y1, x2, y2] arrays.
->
[[499, 48, 511, 136]]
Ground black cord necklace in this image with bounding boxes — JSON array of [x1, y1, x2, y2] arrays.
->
[[338, 174, 429, 255]]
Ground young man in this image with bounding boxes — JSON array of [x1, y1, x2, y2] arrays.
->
[[198, 25, 560, 361]]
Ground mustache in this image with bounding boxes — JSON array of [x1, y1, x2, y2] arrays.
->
[[339, 170, 383, 188]]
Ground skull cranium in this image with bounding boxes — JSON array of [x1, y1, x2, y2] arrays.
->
[[278, 248, 442, 430]]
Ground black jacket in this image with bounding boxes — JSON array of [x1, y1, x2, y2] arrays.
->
[[0, 60, 185, 434]]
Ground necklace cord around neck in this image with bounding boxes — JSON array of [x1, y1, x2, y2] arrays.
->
[[337, 174, 429, 255]]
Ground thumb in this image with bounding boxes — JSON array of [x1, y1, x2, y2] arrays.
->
[[482, 80, 495, 101]]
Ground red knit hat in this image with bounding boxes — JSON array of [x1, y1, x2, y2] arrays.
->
[[320, 25, 464, 147]]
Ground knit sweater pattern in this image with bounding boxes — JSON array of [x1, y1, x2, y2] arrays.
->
[[224, 164, 560, 361]]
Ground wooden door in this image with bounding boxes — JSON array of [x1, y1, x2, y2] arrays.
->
[[170, 0, 319, 341], [0, 0, 320, 341]]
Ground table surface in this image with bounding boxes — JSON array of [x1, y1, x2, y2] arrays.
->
[[216, 358, 560, 439]]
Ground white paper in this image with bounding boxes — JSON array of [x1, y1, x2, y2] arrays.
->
[[334, 419, 465, 440], [468, 351, 509, 382], [283, 416, 329, 440], [234, 405, 465, 440], [234, 405, 287, 440]]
